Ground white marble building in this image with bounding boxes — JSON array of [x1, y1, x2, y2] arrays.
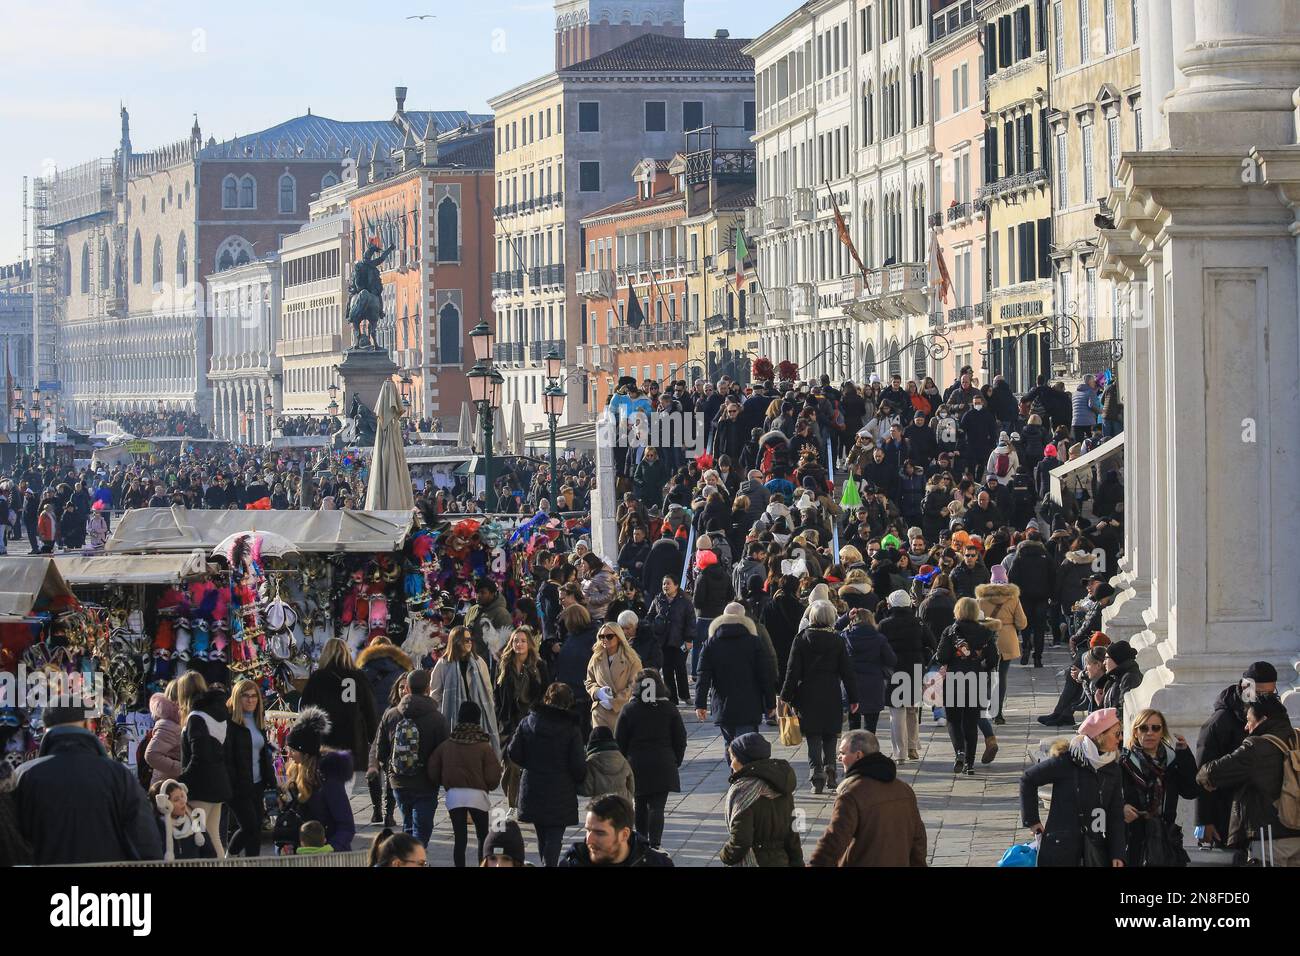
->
[[207, 257, 281, 444], [1098, 0, 1300, 724], [749, 0, 936, 383]]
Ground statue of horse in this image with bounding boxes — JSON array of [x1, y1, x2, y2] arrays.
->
[[346, 240, 395, 350]]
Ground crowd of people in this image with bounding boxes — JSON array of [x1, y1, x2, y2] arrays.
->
[[108, 411, 213, 439], [2, 363, 1296, 870]]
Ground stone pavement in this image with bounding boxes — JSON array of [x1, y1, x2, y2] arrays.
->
[[346, 641, 1083, 866]]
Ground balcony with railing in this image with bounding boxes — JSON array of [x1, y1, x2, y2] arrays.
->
[[493, 342, 525, 363], [975, 301, 990, 324], [527, 263, 565, 289], [762, 195, 791, 230], [861, 263, 929, 318], [607, 323, 689, 351], [491, 270, 524, 293], [529, 339, 566, 362], [792, 187, 815, 222], [927, 211, 943, 228], [946, 201, 974, 223], [576, 268, 615, 299], [839, 274, 863, 307], [929, 311, 945, 329], [947, 304, 974, 325], [744, 206, 764, 236], [977, 167, 1049, 202], [752, 286, 791, 324], [576, 343, 610, 370]]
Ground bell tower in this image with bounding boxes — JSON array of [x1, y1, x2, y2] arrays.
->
[[554, 0, 685, 69]]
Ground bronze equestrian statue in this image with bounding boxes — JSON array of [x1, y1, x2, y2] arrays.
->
[[346, 239, 395, 350]]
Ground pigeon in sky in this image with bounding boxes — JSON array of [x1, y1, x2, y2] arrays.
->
[[406, 14, 437, 19]]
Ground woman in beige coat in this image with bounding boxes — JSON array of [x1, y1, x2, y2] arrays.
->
[[584, 621, 643, 732], [976, 565, 1027, 729]]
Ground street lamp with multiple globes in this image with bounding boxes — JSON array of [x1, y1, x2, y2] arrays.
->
[[466, 319, 504, 512], [543, 347, 567, 511], [327, 383, 339, 418]]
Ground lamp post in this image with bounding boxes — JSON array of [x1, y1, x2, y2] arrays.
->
[[467, 319, 502, 512], [543, 347, 567, 511], [264, 394, 274, 443]]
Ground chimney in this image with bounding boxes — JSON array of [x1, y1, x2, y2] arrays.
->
[[395, 86, 408, 114], [715, 29, 729, 39]]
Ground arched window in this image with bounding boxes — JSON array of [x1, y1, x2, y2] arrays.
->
[[239, 175, 255, 209], [913, 338, 927, 382], [176, 233, 189, 287], [437, 197, 458, 262], [132, 231, 142, 284], [321, 172, 339, 190], [438, 302, 461, 365], [888, 338, 902, 379], [863, 341, 876, 377], [222, 175, 238, 208], [62, 247, 71, 295], [98, 238, 109, 290], [218, 250, 235, 271], [215, 235, 255, 272], [80, 243, 90, 293], [278, 173, 296, 214], [152, 237, 164, 289]]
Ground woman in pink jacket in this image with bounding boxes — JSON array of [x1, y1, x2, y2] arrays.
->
[[145, 690, 183, 788]]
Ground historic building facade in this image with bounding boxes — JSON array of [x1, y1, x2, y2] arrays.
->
[[925, 0, 992, 385], [981, 0, 1054, 391], [491, 22, 755, 429], [207, 256, 281, 444], [555, 0, 685, 68], [347, 118, 495, 427], [1048, 0, 1139, 383]]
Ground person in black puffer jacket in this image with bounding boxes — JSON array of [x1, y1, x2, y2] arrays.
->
[[918, 578, 956, 644], [780, 600, 859, 794], [300, 639, 379, 779], [615, 668, 687, 848], [1194, 663, 1277, 848], [1020, 707, 1127, 867], [840, 609, 896, 735], [695, 606, 771, 759], [691, 546, 734, 677], [508, 683, 588, 867], [936, 600, 999, 774], [178, 688, 233, 857], [1097, 641, 1143, 723], [1007, 535, 1055, 665], [356, 639, 414, 727]]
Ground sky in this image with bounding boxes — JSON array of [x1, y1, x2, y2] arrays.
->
[[0, 0, 796, 264]]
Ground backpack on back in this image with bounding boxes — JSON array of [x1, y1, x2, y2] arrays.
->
[[1262, 730, 1300, 829], [992, 451, 1011, 478], [390, 716, 422, 776]]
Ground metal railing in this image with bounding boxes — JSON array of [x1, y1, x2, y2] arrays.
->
[[975, 301, 990, 323], [929, 311, 945, 328], [529, 339, 566, 361], [491, 270, 524, 292], [927, 211, 943, 228], [494, 341, 524, 363], [947, 201, 973, 223], [978, 167, 1049, 201], [948, 304, 974, 325]]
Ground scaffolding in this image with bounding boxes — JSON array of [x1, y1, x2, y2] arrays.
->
[[30, 174, 60, 387]]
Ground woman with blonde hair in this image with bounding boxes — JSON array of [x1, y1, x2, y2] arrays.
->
[[496, 626, 549, 807], [935, 597, 998, 775], [584, 621, 643, 732], [173, 671, 208, 724], [279, 707, 355, 852], [431, 625, 500, 753], [225, 679, 276, 856], [1119, 708, 1198, 866]]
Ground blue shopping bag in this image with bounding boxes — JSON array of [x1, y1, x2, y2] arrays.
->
[[996, 841, 1039, 867]]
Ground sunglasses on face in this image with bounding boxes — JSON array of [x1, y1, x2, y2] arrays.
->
[[598, 634, 616, 643], [1138, 724, 1164, 734]]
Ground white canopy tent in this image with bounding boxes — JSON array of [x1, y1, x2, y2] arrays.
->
[[105, 507, 415, 554], [0, 557, 76, 622], [53, 550, 209, 586]]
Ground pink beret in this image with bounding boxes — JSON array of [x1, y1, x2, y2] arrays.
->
[[1078, 707, 1119, 739]]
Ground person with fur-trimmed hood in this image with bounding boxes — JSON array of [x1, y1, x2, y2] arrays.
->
[[357, 638, 414, 726], [1019, 708, 1127, 867], [977, 566, 1027, 726], [154, 778, 217, 861], [695, 603, 772, 760]]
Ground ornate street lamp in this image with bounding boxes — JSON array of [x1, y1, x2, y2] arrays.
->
[[264, 394, 274, 441], [543, 347, 567, 511], [467, 360, 504, 512], [468, 318, 495, 363]]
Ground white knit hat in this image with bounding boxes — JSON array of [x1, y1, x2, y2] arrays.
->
[[887, 589, 913, 608]]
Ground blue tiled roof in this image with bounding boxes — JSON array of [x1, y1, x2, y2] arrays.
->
[[199, 111, 492, 160]]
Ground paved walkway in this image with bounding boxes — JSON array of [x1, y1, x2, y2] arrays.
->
[[347, 641, 1078, 866]]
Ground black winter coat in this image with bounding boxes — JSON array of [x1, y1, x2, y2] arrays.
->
[[781, 627, 858, 736], [1100, 659, 1143, 720], [179, 713, 233, 804], [642, 538, 685, 598], [14, 726, 164, 864], [936, 621, 998, 709], [918, 589, 956, 644], [300, 665, 379, 759], [878, 607, 936, 698], [376, 693, 450, 793], [950, 562, 991, 599], [226, 717, 277, 799], [554, 624, 598, 698], [842, 623, 897, 714], [1020, 752, 1127, 866], [1008, 540, 1055, 602], [1119, 745, 1200, 865], [761, 589, 804, 687], [692, 562, 734, 618], [617, 539, 651, 580], [615, 695, 687, 796], [508, 704, 587, 827], [496, 659, 550, 740], [1197, 714, 1300, 849], [695, 618, 771, 727], [1195, 683, 1249, 835]]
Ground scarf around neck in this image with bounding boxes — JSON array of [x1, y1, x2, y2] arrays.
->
[[724, 773, 781, 867], [1069, 733, 1118, 771]]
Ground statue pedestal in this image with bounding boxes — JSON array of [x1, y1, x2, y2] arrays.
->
[[337, 349, 398, 421]]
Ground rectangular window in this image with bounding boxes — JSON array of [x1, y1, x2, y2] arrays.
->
[[951, 69, 959, 118], [1053, 1, 1064, 70], [1078, 0, 1090, 63], [1037, 218, 1052, 279], [683, 101, 704, 131], [578, 102, 599, 132], [1082, 124, 1094, 200], [1006, 226, 1016, 285], [1104, 0, 1116, 53], [960, 63, 969, 110], [991, 230, 1000, 289], [645, 101, 666, 132], [1055, 130, 1069, 208], [932, 76, 940, 121], [1086, 267, 1098, 339], [1107, 114, 1121, 187], [579, 161, 600, 192], [744, 101, 756, 131], [978, 54, 985, 95], [1132, 0, 1139, 42], [865, 5, 873, 50], [1134, 106, 1143, 151]]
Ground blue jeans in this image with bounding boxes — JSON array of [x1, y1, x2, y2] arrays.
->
[[691, 617, 713, 677], [720, 723, 759, 762], [395, 790, 437, 847]]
